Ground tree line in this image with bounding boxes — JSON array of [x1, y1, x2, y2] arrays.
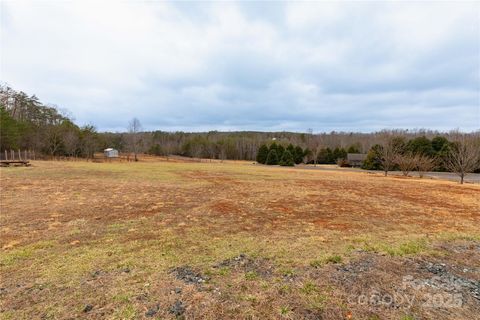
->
[[361, 133, 480, 184], [1, 85, 478, 183], [0, 84, 99, 159]]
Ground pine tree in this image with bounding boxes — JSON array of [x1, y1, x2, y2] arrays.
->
[[256, 144, 269, 164], [294, 146, 304, 164], [277, 145, 285, 159], [266, 149, 279, 165], [280, 150, 295, 166]]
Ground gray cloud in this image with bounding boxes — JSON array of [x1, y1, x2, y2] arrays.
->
[[1, 1, 479, 132]]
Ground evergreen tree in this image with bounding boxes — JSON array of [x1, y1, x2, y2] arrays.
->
[[362, 144, 383, 170], [279, 150, 295, 166], [406, 136, 433, 156], [148, 144, 165, 156], [286, 143, 295, 155], [347, 145, 360, 153], [269, 142, 278, 153], [256, 144, 269, 164], [0, 106, 21, 150], [266, 149, 279, 165], [294, 146, 304, 164], [332, 147, 347, 162], [432, 136, 449, 153], [317, 148, 333, 164], [277, 144, 285, 159]]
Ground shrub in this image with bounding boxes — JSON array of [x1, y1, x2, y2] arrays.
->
[[337, 158, 350, 167]]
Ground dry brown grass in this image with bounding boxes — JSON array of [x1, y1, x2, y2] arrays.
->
[[1, 159, 479, 319]]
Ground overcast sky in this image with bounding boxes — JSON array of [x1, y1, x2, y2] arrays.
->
[[1, 1, 479, 132]]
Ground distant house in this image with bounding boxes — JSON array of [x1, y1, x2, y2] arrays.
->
[[104, 148, 119, 158], [347, 153, 367, 167]]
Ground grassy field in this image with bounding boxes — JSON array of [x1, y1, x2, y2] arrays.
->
[[1, 160, 479, 319]]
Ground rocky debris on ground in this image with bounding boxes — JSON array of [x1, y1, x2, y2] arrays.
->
[[417, 261, 480, 301], [145, 304, 160, 317], [333, 254, 377, 285], [90, 270, 106, 279], [170, 300, 186, 317], [171, 266, 209, 285], [213, 253, 274, 277], [83, 304, 93, 313]]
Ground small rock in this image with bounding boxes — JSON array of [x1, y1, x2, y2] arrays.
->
[[171, 266, 209, 285], [170, 300, 185, 317], [145, 304, 160, 317], [175, 287, 182, 294], [91, 270, 102, 278], [83, 304, 93, 313]]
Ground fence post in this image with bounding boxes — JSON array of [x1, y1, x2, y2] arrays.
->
[[18, 149, 22, 161], [5, 150, 7, 161], [11, 150, 14, 160]]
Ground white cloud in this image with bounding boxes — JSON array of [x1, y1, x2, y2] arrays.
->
[[1, 1, 478, 132]]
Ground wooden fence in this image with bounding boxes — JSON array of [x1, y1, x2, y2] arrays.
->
[[0, 150, 34, 167]]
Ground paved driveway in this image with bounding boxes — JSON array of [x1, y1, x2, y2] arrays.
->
[[291, 165, 480, 184]]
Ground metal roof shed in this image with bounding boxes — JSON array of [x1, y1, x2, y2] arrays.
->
[[104, 148, 119, 158]]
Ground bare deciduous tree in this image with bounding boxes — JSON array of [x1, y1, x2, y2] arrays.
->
[[394, 152, 417, 176], [128, 118, 142, 162], [45, 125, 63, 159], [63, 129, 79, 159], [443, 134, 480, 184], [379, 135, 404, 176], [416, 154, 436, 178], [307, 130, 322, 166]]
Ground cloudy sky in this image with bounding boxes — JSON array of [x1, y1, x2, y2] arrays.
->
[[1, 1, 479, 132]]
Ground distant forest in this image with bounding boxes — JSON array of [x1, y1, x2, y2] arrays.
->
[[1, 85, 479, 173]]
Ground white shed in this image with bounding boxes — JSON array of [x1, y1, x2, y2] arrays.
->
[[104, 148, 119, 158]]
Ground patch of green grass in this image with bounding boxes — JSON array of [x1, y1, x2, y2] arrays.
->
[[217, 267, 230, 276], [400, 315, 416, 320], [307, 294, 327, 311], [279, 267, 295, 277], [280, 306, 291, 316], [113, 304, 136, 320], [325, 255, 342, 264], [112, 293, 131, 303], [278, 284, 292, 295], [0, 310, 16, 320], [301, 281, 319, 295], [436, 232, 480, 242], [0, 241, 55, 267], [384, 239, 427, 256], [245, 271, 259, 280], [310, 259, 323, 268], [0, 247, 34, 266]]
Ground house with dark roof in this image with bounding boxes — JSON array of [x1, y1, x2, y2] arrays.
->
[[347, 153, 367, 167]]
